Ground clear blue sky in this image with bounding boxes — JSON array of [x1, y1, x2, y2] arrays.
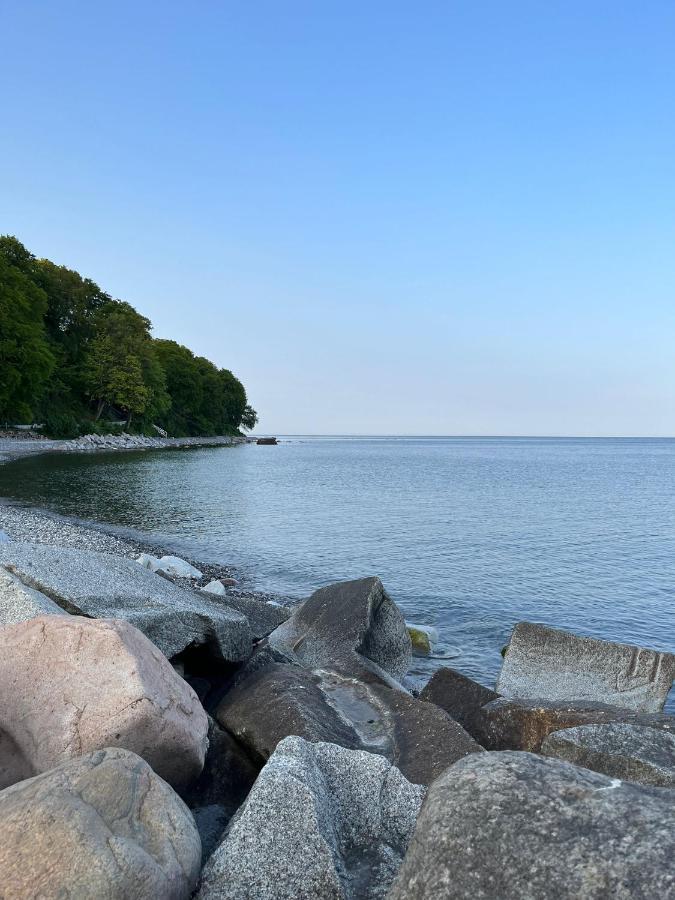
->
[[2, 2, 675, 434]]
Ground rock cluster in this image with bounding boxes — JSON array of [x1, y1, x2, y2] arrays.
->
[[62, 433, 245, 452], [0, 547, 673, 898]]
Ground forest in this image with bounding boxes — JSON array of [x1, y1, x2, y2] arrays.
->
[[0, 236, 257, 438]]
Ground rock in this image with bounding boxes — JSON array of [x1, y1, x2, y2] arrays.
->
[[0, 748, 201, 899], [0, 542, 251, 661], [407, 623, 438, 656], [480, 697, 675, 751], [203, 579, 226, 595], [221, 577, 237, 587], [268, 576, 412, 683], [198, 736, 424, 900], [136, 551, 161, 571], [0, 567, 68, 626], [497, 622, 675, 713], [156, 555, 203, 579], [389, 750, 675, 900], [541, 723, 675, 787], [217, 593, 291, 641], [0, 615, 208, 791], [216, 661, 483, 785], [419, 667, 499, 743]]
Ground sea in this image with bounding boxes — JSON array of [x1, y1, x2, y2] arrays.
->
[[2, 436, 674, 707]]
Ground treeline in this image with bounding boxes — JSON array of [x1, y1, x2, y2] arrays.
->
[[0, 236, 257, 438]]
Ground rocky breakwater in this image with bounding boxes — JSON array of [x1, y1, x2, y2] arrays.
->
[[0, 535, 673, 897], [62, 432, 246, 452]]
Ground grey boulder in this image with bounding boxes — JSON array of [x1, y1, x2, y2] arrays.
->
[[542, 722, 675, 787], [497, 622, 675, 713], [198, 736, 425, 900], [0, 567, 67, 626], [389, 750, 675, 900], [0, 542, 251, 661], [216, 661, 483, 786], [0, 747, 201, 899], [268, 576, 412, 683]]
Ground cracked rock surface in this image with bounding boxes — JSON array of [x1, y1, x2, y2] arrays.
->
[[0, 614, 208, 791], [198, 736, 424, 900], [0, 747, 201, 900], [389, 750, 675, 900]]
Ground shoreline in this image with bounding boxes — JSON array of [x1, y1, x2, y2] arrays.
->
[[0, 434, 288, 605]]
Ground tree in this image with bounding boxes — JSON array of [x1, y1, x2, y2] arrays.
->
[[83, 302, 158, 423], [240, 404, 258, 430], [0, 245, 54, 423]]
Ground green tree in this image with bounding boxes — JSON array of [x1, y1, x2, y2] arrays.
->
[[83, 302, 162, 424], [240, 404, 258, 430], [0, 243, 55, 423]]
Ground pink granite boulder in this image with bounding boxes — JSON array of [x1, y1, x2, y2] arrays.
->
[[0, 615, 208, 791]]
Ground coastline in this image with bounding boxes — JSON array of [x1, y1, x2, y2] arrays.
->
[[0, 435, 286, 605]]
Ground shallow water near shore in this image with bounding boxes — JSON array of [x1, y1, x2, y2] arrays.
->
[[2, 436, 674, 709]]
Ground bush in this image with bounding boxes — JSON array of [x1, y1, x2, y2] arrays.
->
[[41, 414, 81, 439]]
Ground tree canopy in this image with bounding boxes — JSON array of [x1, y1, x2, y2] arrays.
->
[[0, 236, 256, 437]]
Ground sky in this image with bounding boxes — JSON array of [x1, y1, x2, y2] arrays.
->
[[2, 2, 675, 435]]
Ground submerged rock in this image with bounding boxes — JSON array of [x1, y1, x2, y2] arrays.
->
[[216, 661, 482, 785], [268, 576, 412, 683], [542, 722, 675, 787], [0, 615, 208, 791], [0, 542, 251, 661], [407, 623, 438, 656], [479, 697, 675, 751], [0, 567, 68, 627], [419, 667, 499, 743], [497, 622, 675, 713], [389, 751, 675, 900], [0, 748, 201, 900], [198, 736, 425, 900]]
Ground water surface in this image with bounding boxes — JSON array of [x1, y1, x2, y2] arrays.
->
[[3, 436, 674, 706]]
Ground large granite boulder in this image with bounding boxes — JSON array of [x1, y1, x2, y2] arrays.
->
[[216, 661, 482, 785], [419, 667, 499, 743], [0, 747, 201, 899], [268, 576, 412, 683], [389, 751, 675, 899], [0, 614, 208, 791], [497, 622, 675, 712], [542, 722, 675, 787], [0, 542, 251, 661], [198, 736, 424, 900], [480, 697, 675, 751], [0, 567, 67, 626]]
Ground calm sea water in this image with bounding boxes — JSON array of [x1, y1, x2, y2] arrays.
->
[[2, 437, 674, 707]]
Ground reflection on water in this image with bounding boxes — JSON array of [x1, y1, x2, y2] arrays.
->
[[2, 436, 675, 709]]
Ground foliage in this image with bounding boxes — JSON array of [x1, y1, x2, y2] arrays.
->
[[0, 236, 257, 435], [0, 244, 55, 422]]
